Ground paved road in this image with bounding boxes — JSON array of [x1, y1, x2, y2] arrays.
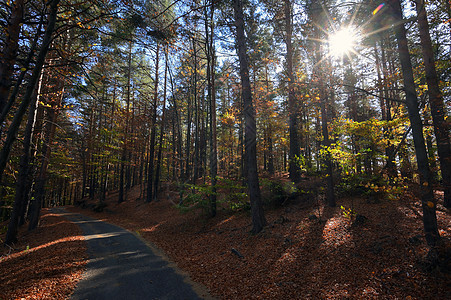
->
[[52, 208, 211, 300]]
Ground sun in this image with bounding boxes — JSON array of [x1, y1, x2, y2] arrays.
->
[[328, 27, 358, 58]]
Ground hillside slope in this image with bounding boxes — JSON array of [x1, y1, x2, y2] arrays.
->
[[68, 183, 450, 299], [0, 210, 87, 299]]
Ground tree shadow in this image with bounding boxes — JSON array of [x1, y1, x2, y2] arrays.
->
[[0, 238, 86, 299]]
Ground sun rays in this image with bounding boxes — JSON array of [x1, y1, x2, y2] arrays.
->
[[328, 27, 359, 58], [308, 2, 391, 67]]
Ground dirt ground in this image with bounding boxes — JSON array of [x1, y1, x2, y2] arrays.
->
[[1, 179, 450, 299], [68, 182, 450, 299]]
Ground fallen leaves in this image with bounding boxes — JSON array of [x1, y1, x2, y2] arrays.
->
[[67, 184, 450, 299], [0, 210, 87, 300], [3, 181, 449, 299]]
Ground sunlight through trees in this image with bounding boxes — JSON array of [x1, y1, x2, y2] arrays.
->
[[0, 0, 449, 252]]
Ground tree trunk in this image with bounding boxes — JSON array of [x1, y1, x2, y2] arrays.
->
[[4, 78, 40, 245], [399, 140, 413, 179], [233, 0, 267, 234], [265, 66, 274, 175], [29, 107, 56, 230], [387, 0, 440, 246], [192, 34, 200, 183], [0, 0, 60, 185], [146, 43, 160, 202], [29, 79, 63, 229], [284, 0, 301, 183], [415, 0, 451, 208], [0, 0, 24, 113], [153, 48, 168, 201], [321, 94, 336, 207], [378, 37, 398, 177], [0, 15, 43, 135], [185, 48, 192, 182], [206, 1, 217, 217], [119, 42, 133, 203]]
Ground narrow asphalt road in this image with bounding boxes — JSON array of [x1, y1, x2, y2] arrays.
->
[[51, 207, 211, 300]]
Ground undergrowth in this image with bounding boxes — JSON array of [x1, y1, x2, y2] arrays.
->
[[337, 173, 407, 201]]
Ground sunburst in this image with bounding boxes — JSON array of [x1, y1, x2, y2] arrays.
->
[[328, 27, 359, 58]]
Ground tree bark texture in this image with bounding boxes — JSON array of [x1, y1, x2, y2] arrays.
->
[[4, 82, 40, 245], [284, 0, 301, 183], [146, 43, 159, 202], [119, 42, 133, 203], [321, 95, 336, 207], [387, 0, 440, 246], [0, 16, 43, 133], [206, 1, 217, 217], [0, 0, 60, 186], [153, 48, 168, 201], [0, 0, 24, 113], [415, 0, 451, 208], [233, 0, 267, 234]]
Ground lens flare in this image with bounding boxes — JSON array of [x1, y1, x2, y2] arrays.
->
[[373, 3, 385, 15], [328, 27, 358, 58]]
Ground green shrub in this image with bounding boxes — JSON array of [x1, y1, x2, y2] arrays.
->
[[337, 173, 407, 200], [262, 179, 299, 207], [218, 178, 249, 211], [177, 178, 250, 214], [176, 182, 213, 215]]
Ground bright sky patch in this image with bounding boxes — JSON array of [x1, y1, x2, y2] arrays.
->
[[328, 27, 358, 58]]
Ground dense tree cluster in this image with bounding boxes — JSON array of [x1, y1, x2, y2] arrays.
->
[[1, 0, 449, 249]]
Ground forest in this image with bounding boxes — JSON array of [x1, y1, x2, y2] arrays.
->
[[0, 0, 450, 298]]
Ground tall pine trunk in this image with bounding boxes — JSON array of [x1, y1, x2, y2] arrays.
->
[[0, 0, 24, 113], [0, 0, 60, 186], [29, 78, 63, 229], [119, 42, 133, 203], [284, 0, 301, 183], [415, 0, 451, 208], [387, 0, 439, 246], [153, 48, 168, 201], [233, 0, 266, 234], [321, 94, 336, 207], [146, 43, 160, 202], [206, 1, 217, 217], [4, 77, 40, 245]]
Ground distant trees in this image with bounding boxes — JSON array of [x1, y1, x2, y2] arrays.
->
[[1, 0, 449, 248]]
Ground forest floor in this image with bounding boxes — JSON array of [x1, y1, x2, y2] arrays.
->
[[68, 177, 450, 299], [1, 176, 450, 299], [0, 210, 87, 299]]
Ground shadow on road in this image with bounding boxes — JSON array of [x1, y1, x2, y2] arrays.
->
[[52, 208, 212, 300]]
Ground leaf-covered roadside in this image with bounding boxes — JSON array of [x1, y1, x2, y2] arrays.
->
[[68, 185, 450, 299], [0, 209, 87, 300]]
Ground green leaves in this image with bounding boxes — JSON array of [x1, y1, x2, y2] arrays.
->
[[340, 205, 356, 220], [176, 178, 250, 215]]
